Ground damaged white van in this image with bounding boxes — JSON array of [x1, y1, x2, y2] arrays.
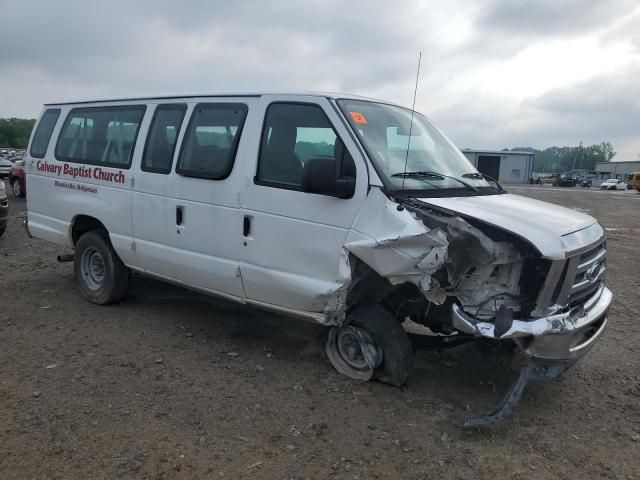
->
[[25, 93, 611, 425]]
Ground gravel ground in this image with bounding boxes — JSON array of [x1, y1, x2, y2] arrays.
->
[[1, 182, 639, 480]]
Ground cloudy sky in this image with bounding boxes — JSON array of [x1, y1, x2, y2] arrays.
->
[[1, 0, 639, 159]]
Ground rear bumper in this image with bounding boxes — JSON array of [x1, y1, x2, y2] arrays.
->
[[452, 286, 612, 361]]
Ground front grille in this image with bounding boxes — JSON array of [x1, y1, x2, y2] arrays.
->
[[533, 229, 607, 316], [553, 239, 606, 309]]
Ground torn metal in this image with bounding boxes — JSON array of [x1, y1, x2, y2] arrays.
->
[[327, 188, 527, 324]]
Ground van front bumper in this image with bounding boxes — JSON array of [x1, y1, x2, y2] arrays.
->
[[451, 285, 612, 362], [455, 285, 612, 426]]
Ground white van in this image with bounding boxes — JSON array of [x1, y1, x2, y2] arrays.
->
[[24, 93, 611, 425]]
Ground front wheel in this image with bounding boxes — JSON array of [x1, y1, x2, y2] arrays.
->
[[326, 304, 413, 387], [74, 230, 129, 304]]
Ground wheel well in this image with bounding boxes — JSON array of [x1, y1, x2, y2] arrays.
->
[[71, 215, 108, 246]]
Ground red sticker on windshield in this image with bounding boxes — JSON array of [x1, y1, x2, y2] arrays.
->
[[349, 112, 368, 124]]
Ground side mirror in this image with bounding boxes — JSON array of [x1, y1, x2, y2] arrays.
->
[[301, 156, 355, 199]]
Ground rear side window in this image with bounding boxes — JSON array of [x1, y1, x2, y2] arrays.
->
[[256, 103, 354, 188], [55, 105, 146, 168], [176, 103, 248, 179], [142, 104, 187, 174], [30, 109, 61, 158]]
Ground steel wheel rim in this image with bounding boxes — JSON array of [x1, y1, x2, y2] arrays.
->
[[12, 180, 21, 196], [80, 247, 105, 291], [336, 327, 369, 370], [326, 325, 382, 381]]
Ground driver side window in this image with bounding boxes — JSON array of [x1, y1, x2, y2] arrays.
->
[[256, 103, 355, 189]]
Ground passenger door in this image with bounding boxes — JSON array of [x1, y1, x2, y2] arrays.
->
[[131, 103, 188, 279], [239, 95, 368, 315], [167, 99, 256, 300]]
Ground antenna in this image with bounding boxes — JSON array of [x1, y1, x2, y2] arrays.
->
[[398, 51, 422, 211]]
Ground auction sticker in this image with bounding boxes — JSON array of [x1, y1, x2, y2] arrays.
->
[[349, 112, 368, 124]]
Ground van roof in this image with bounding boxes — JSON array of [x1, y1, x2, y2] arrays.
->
[[44, 91, 398, 107]]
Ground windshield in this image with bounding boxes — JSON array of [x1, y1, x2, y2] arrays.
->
[[337, 99, 492, 194]]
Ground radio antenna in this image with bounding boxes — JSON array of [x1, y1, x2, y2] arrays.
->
[[398, 51, 422, 211]]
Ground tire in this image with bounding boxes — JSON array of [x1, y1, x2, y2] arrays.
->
[[74, 230, 129, 304], [11, 179, 24, 198], [347, 303, 414, 387]]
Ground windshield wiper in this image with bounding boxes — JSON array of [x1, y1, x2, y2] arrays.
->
[[462, 172, 506, 193], [392, 171, 478, 192]]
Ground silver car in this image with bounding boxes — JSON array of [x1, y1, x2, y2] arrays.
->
[[0, 158, 13, 178]]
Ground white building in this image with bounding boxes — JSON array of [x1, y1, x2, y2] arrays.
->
[[461, 149, 535, 184]]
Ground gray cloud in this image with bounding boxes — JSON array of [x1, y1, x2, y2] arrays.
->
[[0, 0, 638, 158], [432, 62, 640, 158], [478, 0, 637, 38]]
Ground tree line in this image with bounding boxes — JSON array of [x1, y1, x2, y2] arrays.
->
[[0, 118, 36, 149], [504, 142, 616, 173]]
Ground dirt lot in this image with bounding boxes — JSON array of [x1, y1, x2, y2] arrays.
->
[[1, 183, 639, 480]]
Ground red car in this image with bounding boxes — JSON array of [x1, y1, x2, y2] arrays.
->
[[9, 158, 26, 198], [0, 180, 8, 238]]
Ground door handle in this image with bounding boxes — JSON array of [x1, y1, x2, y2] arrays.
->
[[243, 215, 251, 237], [176, 206, 184, 226]]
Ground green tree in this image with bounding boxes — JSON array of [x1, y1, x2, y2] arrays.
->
[[510, 143, 616, 173], [0, 118, 36, 149]]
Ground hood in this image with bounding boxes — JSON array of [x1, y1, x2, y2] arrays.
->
[[417, 193, 596, 259]]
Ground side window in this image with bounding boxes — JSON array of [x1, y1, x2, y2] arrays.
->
[[141, 104, 187, 174], [30, 109, 61, 158], [55, 106, 146, 168], [176, 103, 248, 179], [257, 103, 355, 188]]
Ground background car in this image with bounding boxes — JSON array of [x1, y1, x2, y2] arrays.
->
[[0, 157, 13, 178], [627, 172, 640, 190], [600, 178, 627, 190], [9, 158, 26, 197], [555, 174, 576, 187], [0, 180, 8, 238]]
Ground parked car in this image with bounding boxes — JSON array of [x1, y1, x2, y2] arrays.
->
[[8, 157, 26, 197], [539, 175, 556, 185], [0, 157, 13, 178], [555, 175, 576, 187], [580, 177, 592, 188], [24, 93, 612, 425], [600, 178, 627, 190], [626, 172, 640, 191], [0, 180, 8, 238]]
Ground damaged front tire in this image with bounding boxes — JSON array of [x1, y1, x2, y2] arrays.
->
[[326, 304, 413, 387]]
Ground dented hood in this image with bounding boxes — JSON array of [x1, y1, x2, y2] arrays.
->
[[417, 193, 596, 259]]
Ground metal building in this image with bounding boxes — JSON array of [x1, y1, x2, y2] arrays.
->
[[594, 160, 640, 180], [461, 149, 535, 184]]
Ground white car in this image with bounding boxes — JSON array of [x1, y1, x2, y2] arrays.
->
[[23, 92, 612, 425], [600, 178, 627, 190]]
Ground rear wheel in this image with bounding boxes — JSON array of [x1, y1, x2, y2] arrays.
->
[[74, 230, 129, 304], [11, 179, 24, 198], [326, 303, 413, 387]]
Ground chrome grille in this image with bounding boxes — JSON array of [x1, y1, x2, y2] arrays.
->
[[533, 225, 607, 317], [554, 239, 606, 308]]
